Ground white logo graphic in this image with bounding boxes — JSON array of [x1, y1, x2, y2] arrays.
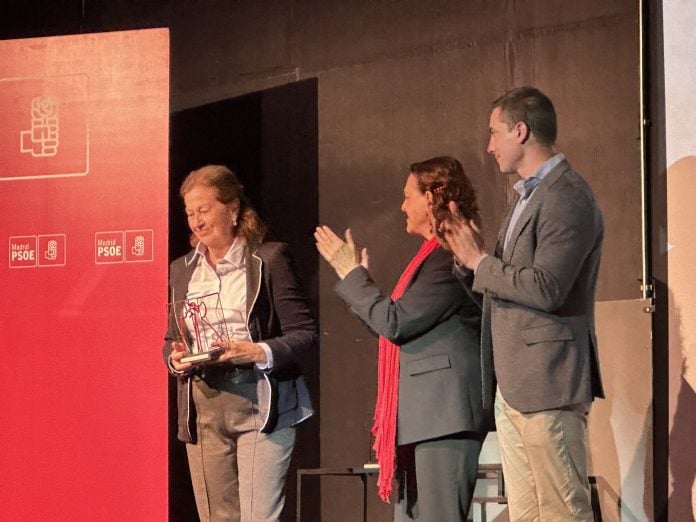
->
[[132, 235, 145, 256], [45, 239, 58, 260], [20, 96, 59, 158]]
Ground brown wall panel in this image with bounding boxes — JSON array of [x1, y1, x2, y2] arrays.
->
[[507, 13, 641, 300], [313, 8, 639, 521]]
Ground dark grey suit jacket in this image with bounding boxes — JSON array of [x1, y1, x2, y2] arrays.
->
[[470, 159, 604, 413], [336, 246, 494, 445], [162, 242, 317, 442]]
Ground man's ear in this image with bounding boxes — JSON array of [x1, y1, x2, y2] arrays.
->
[[516, 121, 531, 144]]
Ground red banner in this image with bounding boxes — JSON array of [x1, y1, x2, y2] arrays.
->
[[0, 29, 169, 520]]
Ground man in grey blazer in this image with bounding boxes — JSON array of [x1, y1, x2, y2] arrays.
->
[[442, 86, 604, 521]]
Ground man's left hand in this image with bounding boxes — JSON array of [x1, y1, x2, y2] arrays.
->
[[441, 201, 486, 269]]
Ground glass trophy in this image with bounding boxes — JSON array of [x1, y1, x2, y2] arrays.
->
[[168, 292, 229, 365]]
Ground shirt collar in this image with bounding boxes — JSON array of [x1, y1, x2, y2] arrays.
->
[[513, 153, 565, 199], [194, 237, 247, 272]]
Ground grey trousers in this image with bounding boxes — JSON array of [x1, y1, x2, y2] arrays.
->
[[394, 432, 485, 521], [186, 377, 296, 522]]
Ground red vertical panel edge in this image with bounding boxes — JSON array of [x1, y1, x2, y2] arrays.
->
[[0, 29, 169, 521]]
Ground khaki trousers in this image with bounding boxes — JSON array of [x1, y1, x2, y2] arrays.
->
[[186, 377, 296, 522], [495, 389, 593, 522]]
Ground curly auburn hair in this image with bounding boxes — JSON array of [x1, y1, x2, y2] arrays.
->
[[409, 156, 480, 244]]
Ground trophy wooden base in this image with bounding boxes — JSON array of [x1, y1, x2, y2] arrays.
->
[[181, 347, 224, 365]]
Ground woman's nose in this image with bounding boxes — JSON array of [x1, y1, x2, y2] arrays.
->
[[189, 212, 203, 226]]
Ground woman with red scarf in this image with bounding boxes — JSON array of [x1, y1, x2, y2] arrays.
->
[[315, 156, 493, 521]]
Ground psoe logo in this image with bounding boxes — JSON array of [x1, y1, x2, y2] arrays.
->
[[0, 74, 88, 181], [125, 229, 153, 263], [95, 231, 124, 264], [9, 236, 37, 268], [20, 96, 60, 158], [38, 234, 66, 267]]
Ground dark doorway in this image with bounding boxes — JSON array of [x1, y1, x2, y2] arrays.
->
[[168, 78, 319, 521]]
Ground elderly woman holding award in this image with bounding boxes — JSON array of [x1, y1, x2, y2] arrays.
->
[[163, 164, 317, 522], [314, 156, 493, 521]]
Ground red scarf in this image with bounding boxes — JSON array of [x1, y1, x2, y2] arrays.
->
[[372, 236, 440, 502]]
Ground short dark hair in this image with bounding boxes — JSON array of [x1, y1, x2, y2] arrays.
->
[[492, 86, 557, 146]]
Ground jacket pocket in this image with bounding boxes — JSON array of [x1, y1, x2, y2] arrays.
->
[[407, 354, 451, 376], [276, 380, 299, 414], [521, 322, 575, 345]]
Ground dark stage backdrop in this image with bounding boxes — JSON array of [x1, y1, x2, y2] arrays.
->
[[168, 78, 319, 521]]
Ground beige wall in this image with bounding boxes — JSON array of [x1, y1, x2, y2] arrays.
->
[[662, 1, 696, 519], [589, 300, 653, 521]]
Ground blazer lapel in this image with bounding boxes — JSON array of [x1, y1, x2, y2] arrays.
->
[[246, 247, 262, 319], [502, 161, 569, 261], [495, 195, 518, 257], [172, 250, 198, 304]]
